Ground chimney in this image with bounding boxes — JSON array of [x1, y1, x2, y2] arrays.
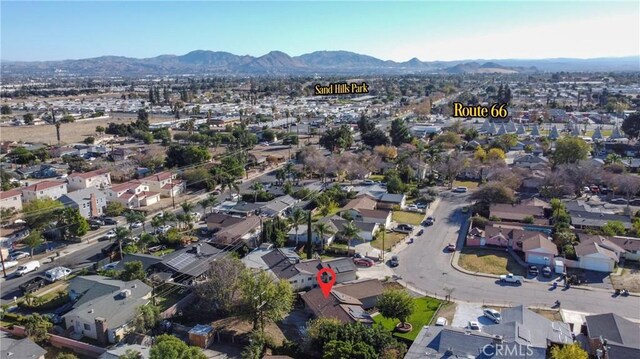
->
[[95, 317, 109, 345], [90, 192, 99, 217]]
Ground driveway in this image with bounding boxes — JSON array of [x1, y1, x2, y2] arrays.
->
[[451, 302, 498, 329], [393, 193, 640, 321]]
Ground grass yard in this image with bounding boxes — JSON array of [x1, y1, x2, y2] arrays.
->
[[392, 211, 424, 226], [373, 296, 442, 341], [153, 248, 175, 256], [368, 175, 384, 182], [371, 231, 406, 251], [452, 180, 479, 189], [458, 247, 526, 276]]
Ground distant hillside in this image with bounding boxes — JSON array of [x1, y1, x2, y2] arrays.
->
[[2, 50, 638, 77]]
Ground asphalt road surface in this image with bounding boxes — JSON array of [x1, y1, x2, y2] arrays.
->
[[394, 192, 640, 320]]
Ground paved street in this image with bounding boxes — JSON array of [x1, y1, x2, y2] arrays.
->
[[393, 192, 640, 320]]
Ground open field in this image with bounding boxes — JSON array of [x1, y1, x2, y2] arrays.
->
[[1, 115, 168, 144], [373, 296, 442, 341], [459, 247, 526, 276], [371, 231, 406, 251]]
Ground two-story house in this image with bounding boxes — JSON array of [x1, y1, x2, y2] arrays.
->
[[139, 171, 184, 198], [0, 188, 22, 211], [105, 181, 160, 209], [22, 180, 67, 202], [67, 169, 111, 191], [58, 187, 108, 219]]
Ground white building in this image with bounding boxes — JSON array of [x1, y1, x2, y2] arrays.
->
[[22, 181, 67, 202]]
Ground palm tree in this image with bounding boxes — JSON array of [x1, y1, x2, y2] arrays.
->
[[115, 227, 131, 260], [313, 222, 335, 253], [340, 221, 362, 251], [198, 198, 212, 216], [138, 233, 157, 253], [290, 208, 306, 246], [124, 211, 146, 232], [251, 182, 264, 202], [275, 169, 286, 186], [150, 216, 163, 234], [180, 201, 195, 215], [605, 153, 623, 165], [185, 119, 196, 136]]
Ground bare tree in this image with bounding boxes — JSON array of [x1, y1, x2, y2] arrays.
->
[[558, 160, 603, 197], [193, 257, 245, 315], [611, 174, 640, 206], [435, 153, 468, 189]]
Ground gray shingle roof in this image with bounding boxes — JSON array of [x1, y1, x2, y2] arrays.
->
[[585, 313, 640, 347], [0, 333, 46, 359]]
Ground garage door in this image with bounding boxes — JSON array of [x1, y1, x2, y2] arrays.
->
[[581, 258, 611, 272], [527, 254, 549, 265]]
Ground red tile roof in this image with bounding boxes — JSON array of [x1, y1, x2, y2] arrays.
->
[[0, 188, 22, 200], [141, 171, 174, 182], [23, 180, 66, 192]]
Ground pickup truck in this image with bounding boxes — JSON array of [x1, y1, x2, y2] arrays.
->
[[19, 276, 47, 294], [499, 273, 524, 285]]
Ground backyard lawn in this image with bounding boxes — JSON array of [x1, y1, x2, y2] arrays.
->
[[452, 180, 479, 189], [392, 211, 424, 226], [458, 247, 526, 276], [371, 231, 406, 251], [373, 296, 442, 341]]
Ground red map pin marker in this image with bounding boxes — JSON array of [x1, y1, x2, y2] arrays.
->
[[317, 267, 336, 298]]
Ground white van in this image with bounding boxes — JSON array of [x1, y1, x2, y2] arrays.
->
[[15, 261, 40, 276], [44, 267, 71, 282]]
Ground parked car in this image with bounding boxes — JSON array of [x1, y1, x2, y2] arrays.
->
[[19, 276, 47, 294], [394, 224, 413, 233], [89, 219, 104, 226], [447, 243, 456, 252], [9, 251, 29, 261], [363, 179, 374, 185], [541, 265, 553, 277], [406, 204, 421, 212], [528, 265, 539, 277], [103, 218, 118, 225], [453, 186, 468, 193], [155, 225, 172, 234], [629, 198, 640, 206], [148, 245, 167, 253], [102, 261, 120, 271], [467, 321, 481, 330], [15, 261, 40, 276], [417, 229, 424, 236], [44, 267, 72, 283], [483, 308, 501, 323], [130, 221, 143, 228], [89, 223, 101, 231], [423, 217, 435, 226], [499, 273, 524, 285], [104, 230, 117, 239], [353, 258, 374, 267], [610, 198, 628, 205], [353, 253, 364, 259], [389, 255, 399, 267], [435, 317, 448, 326]]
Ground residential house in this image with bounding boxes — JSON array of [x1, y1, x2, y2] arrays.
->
[[65, 276, 152, 344], [342, 194, 378, 212], [155, 243, 227, 284], [407, 305, 572, 359], [109, 148, 136, 162], [206, 213, 245, 233], [58, 187, 107, 219], [105, 181, 160, 209], [22, 180, 67, 202], [593, 235, 640, 261], [211, 215, 261, 248], [98, 344, 151, 359], [113, 253, 163, 273], [585, 313, 640, 359], [0, 332, 46, 359], [575, 241, 619, 272], [569, 211, 632, 231], [300, 279, 384, 325], [512, 154, 550, 170], [288, 224, 327, 245], [320, 216, 379, 241], [377, 193, 406, 210], [226, 202, 263, 217], [489, 202, 547, 224], [67, 169, 112, 191], [0, 188, 22, 211], [139, 171, 184, 198], [521, 232, 558, 265], [260, 195, 297, 217]]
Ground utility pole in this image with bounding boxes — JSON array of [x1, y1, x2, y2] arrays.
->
[[381, 224, 385, 263], [0, 247, 7, 278]]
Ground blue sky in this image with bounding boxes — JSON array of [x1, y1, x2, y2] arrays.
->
[[1, 1, 638, 61]]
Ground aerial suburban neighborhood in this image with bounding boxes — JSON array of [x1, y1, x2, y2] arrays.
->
[[1, 1, 639, 359]]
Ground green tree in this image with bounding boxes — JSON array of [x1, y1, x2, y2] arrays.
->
[[55, 354, 78, 359], [390, 118, 412, 146], [150, 334, 207, 359], [120, 261, 146, 281], [238, 270, 294, 335], [319, 125, 353, 152], [83, 136, 95, 144], [133, 304, 160, 333], [95, 125, 106, 136], [104, 201, 126, 217], [621, 112, 640, 140], [323, 340, 354, 359], [552, 136, 591, 166], [362, 128, 390, 147], [23, 113, 35, 125], [194, 257, 245, 315], [290, 208, 305, 246], [23, 313, 52, 343], [165, 144, 211, 168], [0, 104, 11, 114], [141, 132, 154, 144], [601, 220, 627, 236], [470, 182, 515, 207], [58, 207, 89, 240], [339, 221, 362, 244], [550, 343, 588, 359], [22, 198, 63, 230], [22, 230, 44, 257], [377, 289, 415, 328], [124, 210, 146, 231], [314, 222, 335, 253], [9, 146, 35, 164], [384, 171, 406, 194], [119, 350, 142, 359]]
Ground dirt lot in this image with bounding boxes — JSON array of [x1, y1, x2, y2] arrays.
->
[[435, 301, 457, 325], [1, 115, 167, 144], [530, 308, 563, 321], [610, 262, 640, 292], [458, 247, 526, 276]]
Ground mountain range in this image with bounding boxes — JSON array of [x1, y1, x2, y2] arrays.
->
[[1, 50, 638, 77]]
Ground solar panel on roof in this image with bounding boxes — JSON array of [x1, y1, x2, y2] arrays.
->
[[332, 263, 353, 273], [166, 253, 195, 270]]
